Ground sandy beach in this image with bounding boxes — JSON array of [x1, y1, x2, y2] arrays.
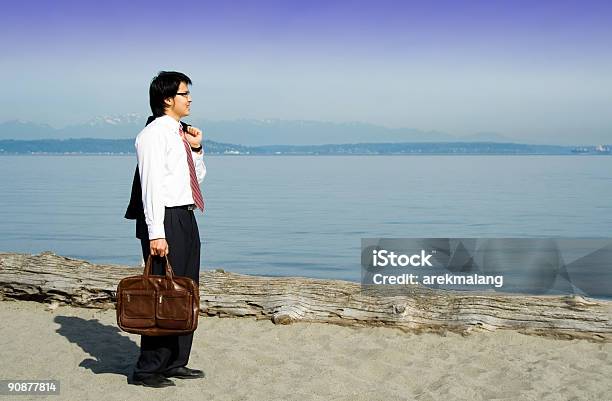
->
[[0, 300, 610, 401]]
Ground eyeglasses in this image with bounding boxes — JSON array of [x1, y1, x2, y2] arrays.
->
[[175, 91, 191, 98]]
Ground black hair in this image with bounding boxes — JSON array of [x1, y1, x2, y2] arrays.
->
[[149, 71, 192, 118]]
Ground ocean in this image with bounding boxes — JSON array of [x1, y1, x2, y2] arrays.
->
[[1, 155, 611, 282]]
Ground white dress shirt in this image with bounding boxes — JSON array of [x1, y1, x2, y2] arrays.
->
[[135, 115, 206, 239]]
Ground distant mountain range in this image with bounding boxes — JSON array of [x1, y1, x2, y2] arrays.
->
[[0, 115, 514, 145], [192, 119, 514, 146], [0, 115, 144, 140]]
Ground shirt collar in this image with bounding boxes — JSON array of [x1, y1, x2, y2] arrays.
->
[[156, 115, 181, 132]]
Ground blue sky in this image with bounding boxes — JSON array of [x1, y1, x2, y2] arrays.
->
[[1, 0, 611, 144]]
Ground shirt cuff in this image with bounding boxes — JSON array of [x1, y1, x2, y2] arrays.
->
[[147, 224, 166, 240]]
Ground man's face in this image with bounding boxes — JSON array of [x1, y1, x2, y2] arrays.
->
[[165, 81, 191, 118]]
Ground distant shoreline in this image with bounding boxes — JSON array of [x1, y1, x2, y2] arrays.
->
[[0, 138, 610, 156], [1, 153, 611, 157]]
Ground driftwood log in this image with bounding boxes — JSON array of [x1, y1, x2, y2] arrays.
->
[[1, 251, 611, 342]]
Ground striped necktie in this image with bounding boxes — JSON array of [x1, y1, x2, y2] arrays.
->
[[178, 125, 205, 212]]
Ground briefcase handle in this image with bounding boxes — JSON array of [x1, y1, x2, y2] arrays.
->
[[143, 255, 176, 279]]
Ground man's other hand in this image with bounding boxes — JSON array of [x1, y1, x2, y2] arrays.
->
[[186, 126, 203, 148], [150, 238, 169, 256]]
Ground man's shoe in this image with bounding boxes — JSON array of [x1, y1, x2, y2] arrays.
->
[[131, 373, 176, 388], [162, 367, 205, 379]]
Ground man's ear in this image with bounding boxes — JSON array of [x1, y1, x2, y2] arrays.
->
[[164, 97, 174, 108]]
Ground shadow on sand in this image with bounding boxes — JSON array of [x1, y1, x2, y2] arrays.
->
[[54, 315, 139, 379]]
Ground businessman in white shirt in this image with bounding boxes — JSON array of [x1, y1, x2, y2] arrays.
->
[[131, 71, 206, 388]]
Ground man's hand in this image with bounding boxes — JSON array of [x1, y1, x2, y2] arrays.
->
[[150, 238, 169, 257], [185, 126, 203, 148]]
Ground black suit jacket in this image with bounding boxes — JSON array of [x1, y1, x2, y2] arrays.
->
[[124, 116, 191, 238]]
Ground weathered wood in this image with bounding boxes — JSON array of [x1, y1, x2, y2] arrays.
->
[[1, 251, 611, 341]]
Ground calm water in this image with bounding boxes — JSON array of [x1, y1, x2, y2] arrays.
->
[[0, 155, 611, 281]]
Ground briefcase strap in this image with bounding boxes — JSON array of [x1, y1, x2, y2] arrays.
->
[[143, 255, 176, 279]]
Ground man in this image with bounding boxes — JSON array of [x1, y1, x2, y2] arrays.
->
[[126, 71, 206, 388]]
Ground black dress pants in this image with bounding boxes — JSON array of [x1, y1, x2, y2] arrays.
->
[[133, 207, 201, 377]]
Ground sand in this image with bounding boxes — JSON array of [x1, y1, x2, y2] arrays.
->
[[0, 300, 610, 401]]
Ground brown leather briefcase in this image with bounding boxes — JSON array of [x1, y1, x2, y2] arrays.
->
[[116, 255, 200, 336]]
